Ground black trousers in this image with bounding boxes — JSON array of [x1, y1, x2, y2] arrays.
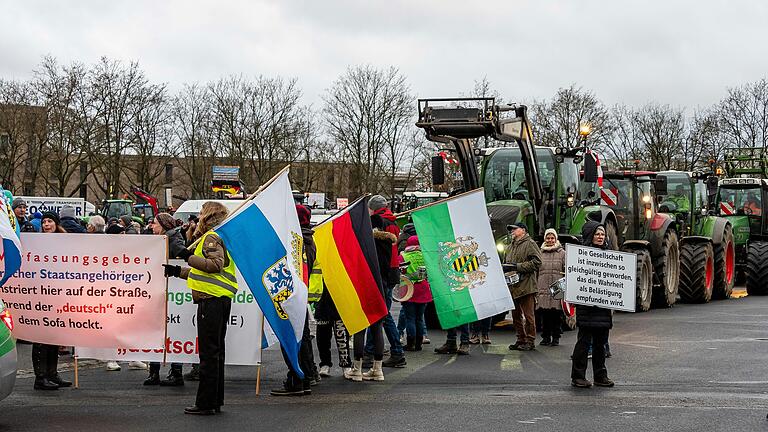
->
[[354, 320, 383, 361], [540, 309, 563, 339], [571, 327, 609, 381], [281, 311, 316, 390], [32, 343, 59, 379], [316, 319, 351, 368], [195, 296, 231, 409]]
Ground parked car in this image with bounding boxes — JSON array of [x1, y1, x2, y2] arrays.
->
[[0, 299, 17, 401], [172, 199, 245, 222]]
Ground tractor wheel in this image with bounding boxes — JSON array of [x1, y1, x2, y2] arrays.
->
[[678, 242, 715, 303], [652, 230, 680, 308], [635, 249, 653, 312], [746, 241, 768, 296], [605, 220, 620, 250], [712, 224, 736, 299]]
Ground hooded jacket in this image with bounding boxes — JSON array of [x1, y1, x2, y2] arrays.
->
[[373, 207, 401, 277], [575, 220, 613, 329], [373, 229, 398, 292], [537, 240, 565, 310], [504, 232, 542, 299]]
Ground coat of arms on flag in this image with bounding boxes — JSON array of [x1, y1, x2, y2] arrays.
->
[[439, 236, 490, 291]]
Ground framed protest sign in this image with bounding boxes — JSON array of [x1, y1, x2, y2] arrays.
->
[[564, 244, 637, 312]]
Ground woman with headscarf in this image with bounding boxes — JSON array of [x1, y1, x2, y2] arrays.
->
[[537, 228, 566, 347], [162, 202, 235, 415], [31, 212, 70, 390], [571, 220, 614, 388]]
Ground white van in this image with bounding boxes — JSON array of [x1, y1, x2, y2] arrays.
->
[[172, 199, 245, 222]]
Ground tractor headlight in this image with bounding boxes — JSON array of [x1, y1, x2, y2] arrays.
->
[[497, 242, 505, 253]]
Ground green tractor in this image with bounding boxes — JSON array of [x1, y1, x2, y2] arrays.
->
[[416, 98, 619, 245], [656, 171, 735, 302], [589, 171, 678, 311], [714, 147, 768, 295]]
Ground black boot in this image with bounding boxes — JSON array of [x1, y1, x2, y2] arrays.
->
[[143, 372, 160, 386], [183, 364, 200, 381], [435, 341, 458, 354], [49, 374, 72, 388], [404, 337, 417, 351], [160, 371, 184, 386], [34, 378, 59, 390]]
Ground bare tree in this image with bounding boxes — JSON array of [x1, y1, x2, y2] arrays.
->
[[323, 65, 412, 196], [530, 84, 613, 151], [0, 79, 44, 193], [633, 103, 686, 170], [718, 78, 768, 150]]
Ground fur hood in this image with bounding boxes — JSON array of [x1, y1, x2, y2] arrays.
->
[[373, 229, 397, 243]]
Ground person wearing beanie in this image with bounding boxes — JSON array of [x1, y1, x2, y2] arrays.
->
[[119, 215, 138, 234], [30, 211, 43, 232], [12, 198, 37, 232], [32, 211, 69, 391], [272, 204, 319, 396], [537, 228, 566, 347], [59, 205, 86, 233], [365, 195, 405, 368], [142, 212, 190, 385]]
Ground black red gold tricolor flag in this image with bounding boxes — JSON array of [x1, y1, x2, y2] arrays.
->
[[313, 196, 387, 334]]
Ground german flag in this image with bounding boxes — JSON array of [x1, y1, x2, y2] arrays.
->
[[313, 197, 388, 334]]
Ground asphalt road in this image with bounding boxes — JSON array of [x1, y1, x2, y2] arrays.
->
[[2, 289, 768, 432]]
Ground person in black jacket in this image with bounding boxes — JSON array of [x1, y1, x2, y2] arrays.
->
[[11, 198, 38, 232], [58, 205, 86, 233], [144, 212, 192, 386], [571, 220, 615, 388]]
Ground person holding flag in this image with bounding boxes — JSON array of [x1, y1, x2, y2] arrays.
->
[[163, 202, 235, 416]]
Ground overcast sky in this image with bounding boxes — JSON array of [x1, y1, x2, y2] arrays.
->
[[1, 0, 767, 111]]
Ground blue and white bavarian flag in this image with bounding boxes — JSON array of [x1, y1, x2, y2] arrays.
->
[[0, 186, 22, 286], [215, 170, 308, 377]]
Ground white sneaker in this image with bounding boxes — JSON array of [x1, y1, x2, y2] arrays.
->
[[319, 365, 331, 377], [106, 361, 121, 371], [128, 361, 148, 370]]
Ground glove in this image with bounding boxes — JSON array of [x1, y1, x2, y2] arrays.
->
[[502, 263, 517, 272], [163, 264, 182, 278], [177, 248, 193, 261]]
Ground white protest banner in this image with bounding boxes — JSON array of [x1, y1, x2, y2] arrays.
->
[[77, 260, 264, 365], [0, 233, 167, 348], [565, 244, 636, 312]]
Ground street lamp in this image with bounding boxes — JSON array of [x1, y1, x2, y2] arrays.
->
[[579, 121, 592, 151]]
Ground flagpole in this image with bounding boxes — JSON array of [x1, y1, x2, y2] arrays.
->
[[393, 188, 484, 218], [312, 193, 370, 229], [162, 238, 169, 365], [187, 164, 292, 250], [256, 313, 265, 396], [74, 355, 79, 389]]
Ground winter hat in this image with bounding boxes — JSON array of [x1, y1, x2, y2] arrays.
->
[[406, 235, 420, 248], [41, 211, 60, 225], [119, 215, 133, 227], [155, 212, 176, 231], [11, 197, 26, 209], [60, 205, 76, 219], [368, 195, 388, 212], [32, 211, 42, 220], [544, 228, 558, 239], [295, 204, 311, 227], [105, 224, 125, 234]]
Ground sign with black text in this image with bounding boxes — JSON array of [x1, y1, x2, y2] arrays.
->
[[565, 244, 636, 312]]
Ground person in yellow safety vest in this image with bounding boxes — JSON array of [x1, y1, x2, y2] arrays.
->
[[163, 201, 236, 416], [308, 259, 324, 302]]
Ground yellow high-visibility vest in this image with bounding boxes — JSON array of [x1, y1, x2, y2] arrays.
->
[[308, 259, 323, 302], [187, 232, 238, 299]]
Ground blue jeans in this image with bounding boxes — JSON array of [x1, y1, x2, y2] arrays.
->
[[402, 302, 427, 341], [366, 284, 403, 356], [447, 323, 470, 344], [398, 306, 428, 337]]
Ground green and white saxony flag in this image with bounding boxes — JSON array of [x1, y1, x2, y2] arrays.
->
[[411, 189, 514, 329]]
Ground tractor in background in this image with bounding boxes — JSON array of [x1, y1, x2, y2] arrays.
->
[[714, 147, 768, 295], [656, 171, 735, 302]]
